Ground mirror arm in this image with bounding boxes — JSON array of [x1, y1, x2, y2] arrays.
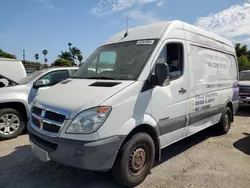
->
[[150, 74, 158, 86]]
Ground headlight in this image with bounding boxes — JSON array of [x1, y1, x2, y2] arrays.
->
[[66, 107, 111, 134]]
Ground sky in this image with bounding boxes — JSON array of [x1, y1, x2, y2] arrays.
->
[[0, 0, 249, 63]]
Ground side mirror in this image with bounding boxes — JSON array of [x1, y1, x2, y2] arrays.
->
[[154, 63, 170, 86], [33, 79, 50, 88]]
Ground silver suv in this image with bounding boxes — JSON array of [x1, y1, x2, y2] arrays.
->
[[0, 67, 78, 139]]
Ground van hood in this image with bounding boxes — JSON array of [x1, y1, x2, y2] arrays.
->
[[35, 79, 135, 114], [239, 81, 250, 87]]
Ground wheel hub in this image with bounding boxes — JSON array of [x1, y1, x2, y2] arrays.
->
[[0, 114, 20, 135], [129, 146, 147, 175]]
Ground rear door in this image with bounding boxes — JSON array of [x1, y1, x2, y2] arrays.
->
[[151, 39, 189, 148]]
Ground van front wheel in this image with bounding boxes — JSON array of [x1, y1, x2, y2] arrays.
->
[[112, 133, 155, 187]]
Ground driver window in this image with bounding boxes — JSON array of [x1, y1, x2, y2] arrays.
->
[[86, 51, 117, 76], [98, 51, 116, 74], [154, 43, 184, 80], [37, 70, 69, 86]]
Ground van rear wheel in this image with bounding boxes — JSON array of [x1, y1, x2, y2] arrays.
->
[[218, 107, 232, 134], [112, 133, 155, 187], [0, 108, 25, 140]]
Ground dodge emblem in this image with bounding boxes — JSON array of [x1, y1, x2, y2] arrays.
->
[[38, 118, 43, 130]]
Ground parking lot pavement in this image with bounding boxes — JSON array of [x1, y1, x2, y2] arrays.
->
[[0, 109, 250, 188]]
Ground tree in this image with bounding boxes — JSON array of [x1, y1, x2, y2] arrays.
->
[[68, 42, 72, 52], [77, 55, 83, 65], [34, 53, 39, 62], [0, 49, 16, 59], [238, 55, 250, 71], [235, 43, 248, 58], [58, 51, 73, 61], [42, 49, 48, 63], [235, 43, 250, 71], [52, 58, 72, 67], [55, 43, 83, 66], [70, 47, 81, 63]]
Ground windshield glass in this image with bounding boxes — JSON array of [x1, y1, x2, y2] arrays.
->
[[239, 72, 250, 81], [19, 70, 44, 85], [72, 40, 158, 80]]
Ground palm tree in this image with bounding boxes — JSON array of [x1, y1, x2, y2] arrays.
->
[[42, 49, 48, 64], [68, 42, 72, 52], [34, 53, 39, 62], [70, 47, 81, 63], [58, 51, 72, 60], [77, 55, 83, 65]]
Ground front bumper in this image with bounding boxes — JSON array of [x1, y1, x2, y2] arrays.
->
[[28, 124, 125, 171], [239, 96, 250, 106]]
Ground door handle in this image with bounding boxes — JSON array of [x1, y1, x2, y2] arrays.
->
[[179, 87, 187, 94]]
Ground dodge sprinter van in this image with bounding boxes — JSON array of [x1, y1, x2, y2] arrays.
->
[[28, 21, 239, 187]]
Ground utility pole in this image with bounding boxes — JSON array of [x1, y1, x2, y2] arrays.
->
[[22, 49, 26, 61]]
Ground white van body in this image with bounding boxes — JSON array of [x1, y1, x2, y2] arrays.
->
[[0, 58, 26, 82], [28, 21, 239, 186]]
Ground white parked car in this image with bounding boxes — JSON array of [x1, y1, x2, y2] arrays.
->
[[0, 67, 78, 139], [28, 21, 239, 187]]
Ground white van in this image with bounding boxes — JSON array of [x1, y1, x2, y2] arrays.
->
[[28, 21, 239, 187], [0, 58, 26, 82]]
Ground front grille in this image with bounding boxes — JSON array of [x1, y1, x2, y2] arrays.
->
[[31, 105, 68, 135], [44, 111, 65, 123], [43, 122, 61, 133], [32, 106, 42, 116], [32, 116, 61, 133], [32, 116, 40, 128], [239, 87, 250, 96]]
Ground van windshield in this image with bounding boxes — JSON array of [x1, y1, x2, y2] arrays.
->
[[239, 72, 250, 81], [72, 40, 158, 80], [19, 70, 44, 85]]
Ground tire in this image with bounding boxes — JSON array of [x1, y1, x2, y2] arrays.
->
[[0, 108, 25, 140], [112, 133, 155, 187], [218, 107, 232, 134]]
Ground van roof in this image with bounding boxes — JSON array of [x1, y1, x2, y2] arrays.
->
[[104, 20, 234, 48], [104, 21, 171, 45]]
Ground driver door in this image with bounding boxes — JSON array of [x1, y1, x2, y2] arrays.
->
[[30, 70, 69, 101], [151, 40, 189, 148]]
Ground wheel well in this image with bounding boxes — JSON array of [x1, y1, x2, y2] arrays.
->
[[121, 124, 160, 161], [0, 102, 28, 121], [226, 102, 234, 122]]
